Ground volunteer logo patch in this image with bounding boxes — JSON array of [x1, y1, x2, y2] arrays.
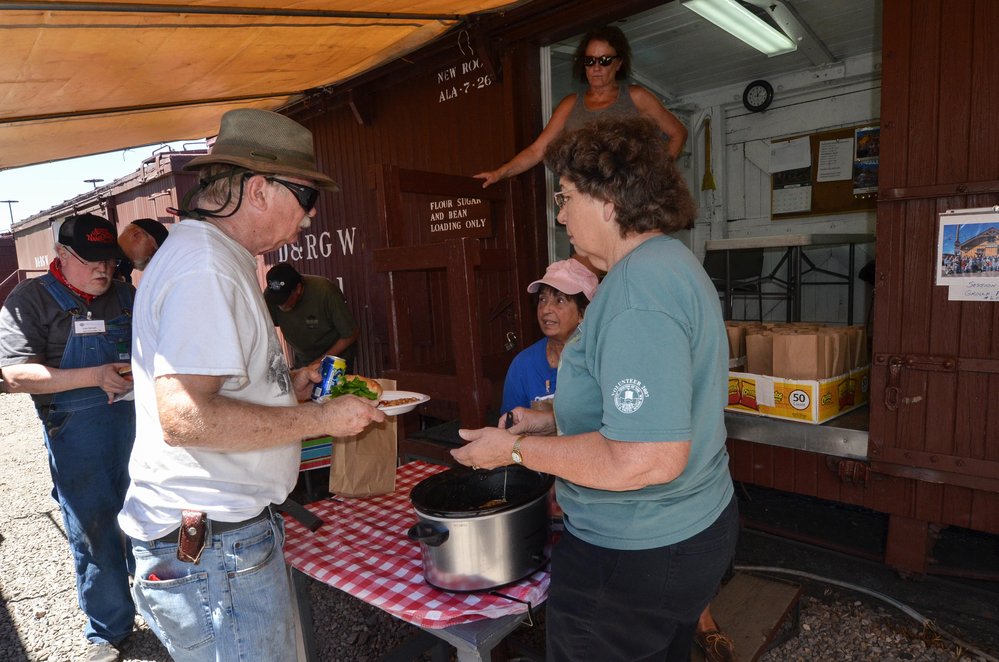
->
[[612, 379, 648, 414]]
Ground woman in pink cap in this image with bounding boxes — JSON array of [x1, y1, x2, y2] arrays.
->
[[500, 258, 598, 415]]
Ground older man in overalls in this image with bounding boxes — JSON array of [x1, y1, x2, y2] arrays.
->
[[0, 213, 137, 662]]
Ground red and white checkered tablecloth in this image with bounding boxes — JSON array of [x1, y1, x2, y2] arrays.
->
[[283, 461, 550, 630]]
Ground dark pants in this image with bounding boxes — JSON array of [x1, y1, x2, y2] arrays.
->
[[546, 495, 738, 662]]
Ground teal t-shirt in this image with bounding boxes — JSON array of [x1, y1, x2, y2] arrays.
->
[[267, 275, 358, 368], [553, 235, 733, 550]]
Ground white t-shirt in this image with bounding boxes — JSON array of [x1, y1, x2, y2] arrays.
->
[[118, 219, 299, 541]]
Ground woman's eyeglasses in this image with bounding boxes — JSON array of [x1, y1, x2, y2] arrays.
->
[[581, 55, 619, 67], [553, 188, 576, 209], [266, 177, 320, 212]]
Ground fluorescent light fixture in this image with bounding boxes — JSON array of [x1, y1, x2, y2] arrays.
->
[[682, 0, 797, 57]]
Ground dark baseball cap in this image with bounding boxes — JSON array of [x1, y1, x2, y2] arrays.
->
[[264, 262, 303, 305], [58, 214, 126, 262], [130, 218, 170, 247]]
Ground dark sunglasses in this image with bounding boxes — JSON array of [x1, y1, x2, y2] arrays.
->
[[266, 177, 320, 212], [582, 55, 619, 67]]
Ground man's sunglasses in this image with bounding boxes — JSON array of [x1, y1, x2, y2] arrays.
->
[[581, 55, 619, 67], [266, 177, 320, 212]]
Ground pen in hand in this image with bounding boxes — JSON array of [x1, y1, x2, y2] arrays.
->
[[505, 411, 514, 429]]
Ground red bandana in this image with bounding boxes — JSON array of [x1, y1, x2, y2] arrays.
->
[[49, 258, 98, 305]]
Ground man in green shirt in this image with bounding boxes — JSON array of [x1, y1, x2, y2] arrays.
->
[[264, 262, 359, 370]]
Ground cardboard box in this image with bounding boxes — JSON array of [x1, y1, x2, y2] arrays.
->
[[725, 365, 870, 424]]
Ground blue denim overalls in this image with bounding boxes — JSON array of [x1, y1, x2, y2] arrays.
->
[[36, 273, 137, 646]]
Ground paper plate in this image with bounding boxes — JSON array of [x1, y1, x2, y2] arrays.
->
[[377, 390, 430, 415]]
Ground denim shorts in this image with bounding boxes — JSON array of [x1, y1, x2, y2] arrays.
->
[[130, 512, 297, 662]]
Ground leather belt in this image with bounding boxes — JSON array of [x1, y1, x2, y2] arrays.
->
[[154, 507, 271, 544]]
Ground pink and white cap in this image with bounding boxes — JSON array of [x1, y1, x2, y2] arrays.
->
[[527, 258, 599, 301]]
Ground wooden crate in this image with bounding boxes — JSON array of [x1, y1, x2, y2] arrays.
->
[[692, 572, 802, 662]]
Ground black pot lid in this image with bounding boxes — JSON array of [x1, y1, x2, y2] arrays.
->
[[410, 465, 554, 518]]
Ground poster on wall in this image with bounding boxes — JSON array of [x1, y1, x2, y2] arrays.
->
[[936, 207, 999, 301], [852, 127, 879, 196]]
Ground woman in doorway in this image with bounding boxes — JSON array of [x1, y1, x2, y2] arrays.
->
[[474, 25, 688, 188]]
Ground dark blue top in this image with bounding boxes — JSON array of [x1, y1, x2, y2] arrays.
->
[[501, 337, 556, 414]]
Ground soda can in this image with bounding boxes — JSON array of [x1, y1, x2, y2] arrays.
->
[[311, 355, 347, 403]]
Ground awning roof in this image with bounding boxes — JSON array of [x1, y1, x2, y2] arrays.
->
[[0, 0, 522, 170]]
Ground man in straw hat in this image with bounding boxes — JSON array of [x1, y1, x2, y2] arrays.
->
[[118, 109, 384, 661], [0, 213, 136, 662]]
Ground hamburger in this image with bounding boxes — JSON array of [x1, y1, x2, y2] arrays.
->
[[343, 374, 383, 399]]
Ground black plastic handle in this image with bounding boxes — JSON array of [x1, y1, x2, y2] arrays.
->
[[407, 522, 449, 547]]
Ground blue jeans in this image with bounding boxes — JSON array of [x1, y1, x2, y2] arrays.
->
[[547, 495, 739, 662], [130, 512, 297, 662], [40, 401, 137, 645]]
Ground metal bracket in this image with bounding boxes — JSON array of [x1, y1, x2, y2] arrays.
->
[[826, 457, 870, 485]]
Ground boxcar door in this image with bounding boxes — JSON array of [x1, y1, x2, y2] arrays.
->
[[871, 0, 999, 567]]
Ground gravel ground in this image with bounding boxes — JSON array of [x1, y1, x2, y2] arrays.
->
[[1, 391, 996, 661]]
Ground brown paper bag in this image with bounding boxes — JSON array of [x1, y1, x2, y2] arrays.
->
[[845, 325, 868, 369], [725, 322, 747, 365], [772, 331, 821, 380], [745, 331, 774, 376], [818, 328, 848, 378], [725, 322, 746, 370], [329, 378, 398, 497]]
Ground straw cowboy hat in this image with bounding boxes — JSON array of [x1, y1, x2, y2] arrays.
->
[[185, 109, 339, 191]]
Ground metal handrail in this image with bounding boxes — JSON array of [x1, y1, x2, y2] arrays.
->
[[0, 269, 39, 292], [0, 269, 20, 290]]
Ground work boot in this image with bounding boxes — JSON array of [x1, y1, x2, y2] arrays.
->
[[86, 641, 119, 662], [695, 627, 735, 662]]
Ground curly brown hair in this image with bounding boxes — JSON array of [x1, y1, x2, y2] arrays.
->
[[544, 116, 697, 235], [572, 25, 632, 84]]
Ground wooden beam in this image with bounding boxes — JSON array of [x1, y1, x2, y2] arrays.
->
[[447, 238, 487, 428], [885, 515, 930, 575]]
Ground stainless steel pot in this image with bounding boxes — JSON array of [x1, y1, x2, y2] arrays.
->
[[408, 465, 554, 592]]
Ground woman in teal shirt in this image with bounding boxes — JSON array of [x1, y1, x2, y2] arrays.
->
[[454, 116, 737, 662]]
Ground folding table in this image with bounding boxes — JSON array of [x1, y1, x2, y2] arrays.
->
[[283, 461, 548, 661]]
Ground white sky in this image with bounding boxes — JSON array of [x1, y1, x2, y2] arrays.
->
[[0, 140, 197, 233]]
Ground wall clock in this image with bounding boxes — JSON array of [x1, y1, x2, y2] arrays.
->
[[742, 79, 774, 113]]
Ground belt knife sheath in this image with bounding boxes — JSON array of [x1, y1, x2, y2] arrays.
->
[[177, 510, 208, 563]]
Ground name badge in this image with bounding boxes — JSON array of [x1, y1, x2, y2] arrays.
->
[[74, 319, 107, 335]]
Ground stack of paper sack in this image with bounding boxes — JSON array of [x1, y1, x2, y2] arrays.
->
[[724, 322, 870, 424]]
